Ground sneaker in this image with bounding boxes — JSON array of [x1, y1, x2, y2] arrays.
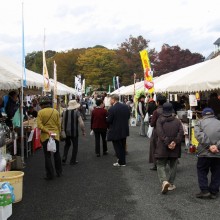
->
[[161, 181, 170, 194], [196, 191, 211, 199], [96, 154, 101, 157], [168, 184, 176, 191], [70, 161, 79, 165], [113, 162, 126, 167], [150, 165, 157, 171], [103, 152, 108, 155], [209, 193, 218, 199]]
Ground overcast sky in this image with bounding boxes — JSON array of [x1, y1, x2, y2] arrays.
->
[[0, 0, 219, 63]]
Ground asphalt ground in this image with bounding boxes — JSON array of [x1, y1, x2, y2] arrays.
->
[[9, 119, 220, 220]]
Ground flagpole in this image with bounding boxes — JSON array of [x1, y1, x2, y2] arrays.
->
[[53, 61, 57, 109], [21, 2, 25, 164]]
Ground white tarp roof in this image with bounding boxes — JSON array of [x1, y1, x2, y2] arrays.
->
[[167, 55, 220, 93], [110, 86, 126, 95], [0, 55, 43, 89], [0, 55, 76, 95], [111, 56, 219, 95]]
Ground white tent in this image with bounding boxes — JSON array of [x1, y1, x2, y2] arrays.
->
[[0, 55, 43, 89], [0, 55, 76, 95], [120, 81, 144, 95], [50, 79, 76, 95], [167, 55, 220, 93], [153, 61, 206, 93], [110, 86, 126, 95]]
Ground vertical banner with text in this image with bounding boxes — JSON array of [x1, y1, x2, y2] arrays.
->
[[75, 75, 82, 97], [140, 49, 154, 93]]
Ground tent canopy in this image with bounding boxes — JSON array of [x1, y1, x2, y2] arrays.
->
[[167, 55, 220, 93], [111, 55, 220, 95], [0, 55, 76, 95]]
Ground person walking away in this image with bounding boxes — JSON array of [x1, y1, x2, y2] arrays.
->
[[194, 108, 220, 199], [155, 102, 184, 194], [207, 92, 220, 120], [146, 98, 157, 118], [91, 99, 108, 157], [149, 94, 167, 170], [62, 100, 85, 165], [37, 96, 62, 180], [104, 93, 111, 110], [107, 94, 130, 167], [138, 95, 146, 136]]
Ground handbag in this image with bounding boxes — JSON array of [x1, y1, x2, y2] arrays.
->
[[147, 125, 154, 138], [47, 137, 56, 152], [144, 113, 149, 122]]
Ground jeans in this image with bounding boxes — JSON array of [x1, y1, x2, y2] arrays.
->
[[42, 139, 62, 178], [94, 129, 107, 155], [112, 138, 126, 165], [63, 136, 78, 163], [197, 157, 220, 194], [156, 158, 178, 184]]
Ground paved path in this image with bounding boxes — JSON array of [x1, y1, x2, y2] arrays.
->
[[9, 120, 220, 220]]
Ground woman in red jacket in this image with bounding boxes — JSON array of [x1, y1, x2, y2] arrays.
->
[[91, 99, 108, 157]]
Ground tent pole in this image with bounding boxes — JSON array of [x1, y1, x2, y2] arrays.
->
[[20, 84, 24, 164], [20, 2, 25, 165]]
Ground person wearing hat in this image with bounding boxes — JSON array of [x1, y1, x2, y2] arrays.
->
[[194, 107, 220, 199], [62, 100, 85, 165], [149, 94, 167, 170], [37, 96, 62, 180], [155, 102, 184, 194]]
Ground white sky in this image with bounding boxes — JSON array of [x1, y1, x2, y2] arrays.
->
[[0, 0, 220, 63]]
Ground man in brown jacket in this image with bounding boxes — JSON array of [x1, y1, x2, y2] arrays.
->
[[149, 94, 167, 170], [155, 102, 184, 194]]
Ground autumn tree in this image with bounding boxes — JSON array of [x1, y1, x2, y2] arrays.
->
[[154, 44, 205, 76], [76, 48, 120, 89], [116, 35, 158, 85]]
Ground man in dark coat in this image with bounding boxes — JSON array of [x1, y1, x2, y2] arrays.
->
[[149, 94, 167, 170], [107, 94, 130, 166], [155, 102, 184, 194]]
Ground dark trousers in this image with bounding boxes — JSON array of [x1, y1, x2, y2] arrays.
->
[[63, 136, 78, 163], [94, 129, 107, 155], [197, 157, 220, 194], [42, 139, 62, 178], [112, 138, 126, 165]]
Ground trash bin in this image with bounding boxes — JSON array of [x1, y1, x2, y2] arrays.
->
[[0, 171, 24, 203]]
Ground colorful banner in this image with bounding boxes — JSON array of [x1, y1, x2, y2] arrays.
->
[[140, 49, 154, 93], [43, 48, 51, 92], [53, 61, 57, 109], [140, 49, 151, 70]]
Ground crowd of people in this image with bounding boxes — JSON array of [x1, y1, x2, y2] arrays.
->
[[1, 90, 219, 199]]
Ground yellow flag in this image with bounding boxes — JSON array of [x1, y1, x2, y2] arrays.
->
[[140, 49, 151, 70]]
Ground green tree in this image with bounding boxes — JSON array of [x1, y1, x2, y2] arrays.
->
[[76, 48, 120, 89]]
